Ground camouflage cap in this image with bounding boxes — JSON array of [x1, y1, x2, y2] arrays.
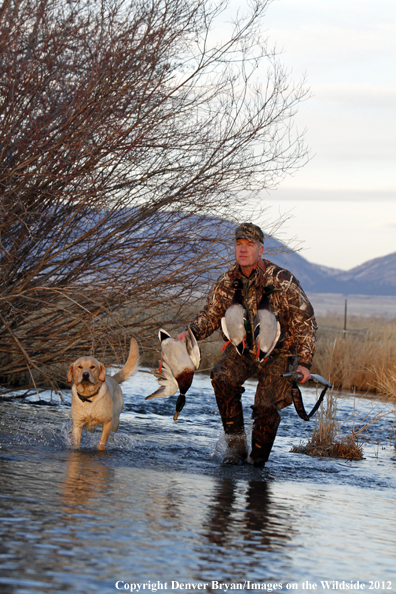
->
[[235, 222, 264, 244]]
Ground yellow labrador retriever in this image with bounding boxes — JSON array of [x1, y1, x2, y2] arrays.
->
[[67, 338, 139, 450]]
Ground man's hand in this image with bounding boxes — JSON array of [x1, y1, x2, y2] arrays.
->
[[296, 365, 311, 384], [177, 330, 189, 342]]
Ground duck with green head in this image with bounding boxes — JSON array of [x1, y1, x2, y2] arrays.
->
[[146, 327, 201, 420]]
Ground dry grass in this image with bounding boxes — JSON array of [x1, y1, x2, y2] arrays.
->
[[311, 315, 396, 394], [290, 385, 396, 460], [291, 391, 364, 460], [291, 314, 396, 458], [374, 366, 396, 402]]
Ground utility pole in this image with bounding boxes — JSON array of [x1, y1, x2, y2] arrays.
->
[[343, 298, 347, 339]]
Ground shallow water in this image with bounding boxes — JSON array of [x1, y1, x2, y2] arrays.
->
[[1, 370, 396, 594]]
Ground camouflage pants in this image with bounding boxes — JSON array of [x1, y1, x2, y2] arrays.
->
[[210, 345, 293, 461]]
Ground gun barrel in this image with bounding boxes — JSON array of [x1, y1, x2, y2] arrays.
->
[[280, 371, 303, 381]]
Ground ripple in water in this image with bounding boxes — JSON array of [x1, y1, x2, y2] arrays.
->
[[0, 370, 395, 592]]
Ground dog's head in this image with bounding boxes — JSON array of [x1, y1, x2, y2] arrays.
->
[[67, 356, 106, 397]]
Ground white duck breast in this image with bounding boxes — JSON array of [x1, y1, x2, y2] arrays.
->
[[221, 289, 246, 355], [254, 294, 281, 362], [145, 328, 200, 420]]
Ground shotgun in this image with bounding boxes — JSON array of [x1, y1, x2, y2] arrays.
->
[[280, 370, 333, 421], [280, 371, 332, 389]]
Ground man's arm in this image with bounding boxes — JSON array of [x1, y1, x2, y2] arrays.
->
[[276, 269, 317, 372], [177, 273, 232, 342]]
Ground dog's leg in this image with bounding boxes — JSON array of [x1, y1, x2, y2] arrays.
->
[[98, 420, 112, 451], [72, 424, 83, 449]]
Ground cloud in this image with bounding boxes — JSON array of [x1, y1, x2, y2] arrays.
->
[[259, 196, 396, 269], [312, 84, 396, 105], [271, 24, 396, 62], [265, 0, 396, 85], [266, 188, 396, 202], [375, 220, 396, 228]]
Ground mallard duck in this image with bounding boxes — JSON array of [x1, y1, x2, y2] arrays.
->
[[254, 291, 281, 362], [220, 287, 247, 355], [145, 327, 201, 420]]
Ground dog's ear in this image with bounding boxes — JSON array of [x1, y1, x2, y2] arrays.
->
[[98, 363, 106, 383], [67, 364, 74, 384]]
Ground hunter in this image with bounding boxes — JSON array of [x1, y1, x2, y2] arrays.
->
[[178, 222, 317, 465]]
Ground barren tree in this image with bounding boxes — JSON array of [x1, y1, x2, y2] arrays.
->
[[0, 0, 308, 394]]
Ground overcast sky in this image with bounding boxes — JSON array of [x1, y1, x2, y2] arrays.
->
[[251, 0, 396, 270]]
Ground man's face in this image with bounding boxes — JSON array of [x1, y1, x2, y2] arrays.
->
[[235, 238, 264, 270]]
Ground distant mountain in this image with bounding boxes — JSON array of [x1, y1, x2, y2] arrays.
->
[[335, 252, 396, 290], [196, 217, 396, 296], [264, 236, 396, 296]]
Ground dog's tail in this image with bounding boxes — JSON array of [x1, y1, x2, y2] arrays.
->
[[112, 338, 139, 384]]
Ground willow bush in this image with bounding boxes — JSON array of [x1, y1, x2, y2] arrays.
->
[[0, 0, 307, 393]]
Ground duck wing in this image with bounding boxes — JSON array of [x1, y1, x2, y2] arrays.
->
[[255, 310, 281, 362], [158, 328, 171, 343], [222, 302, 246, 355], [221, 316, 230, 341], [185, 326, 201, 369], [262, 319, 281, 359], [145, 361, 179, 400], [147, 328, 199, 421]]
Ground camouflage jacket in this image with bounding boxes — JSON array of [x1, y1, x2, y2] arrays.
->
[[190, 259, 317, 369]]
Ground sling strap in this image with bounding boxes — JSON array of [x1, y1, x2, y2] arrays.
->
[[291, 381, 329, 422]]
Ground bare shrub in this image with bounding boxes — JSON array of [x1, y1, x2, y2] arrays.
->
[[291, 390, 364, 461], [0, 0, 308, 393]]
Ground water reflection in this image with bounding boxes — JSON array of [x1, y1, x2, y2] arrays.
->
[[198, 477, 297, 580], [141, 476, 185, 533], [204, 478, 295, 548], [61, 451, 115, 516], [1, 389, 396, 592]]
